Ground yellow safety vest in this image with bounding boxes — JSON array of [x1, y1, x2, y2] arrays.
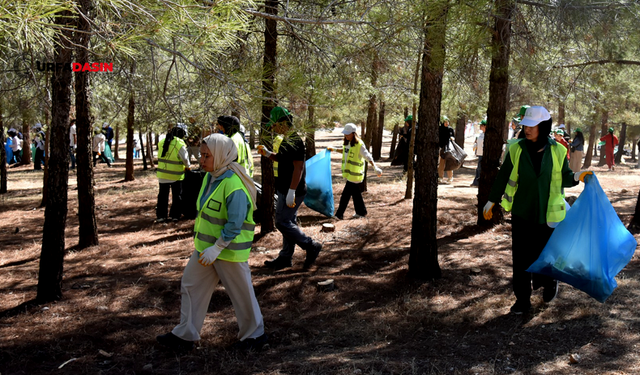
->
[[231, 132, 254, 178], [272, 135, 283, 177], [157, 138, 187, 181], [501, 140, 567, 223], [342, 140, 366, 183], [193, 173, 256, 262]]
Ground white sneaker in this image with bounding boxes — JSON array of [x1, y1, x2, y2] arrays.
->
[[438, 178, 444, 184], [352, 214, 366, 219], [447, 178, 453, 184]]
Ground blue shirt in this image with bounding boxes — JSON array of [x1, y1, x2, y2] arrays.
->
[[199, 169, 249, 243]]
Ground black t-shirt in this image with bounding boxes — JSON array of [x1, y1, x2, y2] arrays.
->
[[438, 125, 454, 148], [275, 134, 307, 195]]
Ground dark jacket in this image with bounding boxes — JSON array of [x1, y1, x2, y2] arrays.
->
[[438, 125, 454, 148]]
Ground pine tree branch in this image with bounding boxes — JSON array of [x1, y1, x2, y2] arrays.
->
[[244, 8, 368, 25]]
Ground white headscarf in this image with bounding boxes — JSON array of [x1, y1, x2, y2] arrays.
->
[[203, 133, 257, 210]]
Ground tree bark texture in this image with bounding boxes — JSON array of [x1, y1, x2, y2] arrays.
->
[[75, 0, 99, 249], [614, 122, 627, 164], [21, 119, 32, 166], [389, 123, 398, 160], [114, 126, 119, 160], [37, 12, 73, 302], [139, 130, 148, 170], [373, 101, 384, 160], [583, 113, 598, 169], [409, 2, 450, 281], [305, 105, 316, 160], [259, 0, 278, 233], [455, 114, 466, 149], [125, 71, 135, 182], [147, 132, 155, 168], [598, 109, 609, 166], [364, 95, 377, 149], [478, 0, 514, 226]]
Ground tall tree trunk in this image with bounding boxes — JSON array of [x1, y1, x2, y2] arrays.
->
[[125, 64, 135, 182], [478, 0, 514, 226], [405, 41, 422, 200], [114, 126, 120, 160], [139, 130, 148, 170], [455, 113, 466, 149], [615, 122, 627, 165], [598, 109, 608, 166], [389, 123, 399, 160], [37, 12, 73, 303], [558, 102, 565, 127], [0, 104, 6, 194], [305, 105, 316, 160], [409, 2, 450, 281], [365, 95, 377, 149], [583, 112, 598, 169], [21, 119, 32, 166], [629, 187, 640, 233], [147, 132, 155, 168], [41, 121, 50, 207], [373, 100, 384, 160], [259, 0, 278, 233], [75, 0, 99, 249]]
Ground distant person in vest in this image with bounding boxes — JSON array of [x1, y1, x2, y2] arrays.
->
[[7, 128, 22, 165], [470, 120, 486, 187], [438, 115, 455, 184], [157, 134, 267, 352], [217, 115, 254, 178], [327, 123, 382, 220], [482, 105, 593, 315], [257, 106, 323, 271], [600, 127, 619, 171], [102, 122, 114, 149], [92, 126, 112, 167], [32, 123, 46, 170], [156, 126, 190, 223], [569, 128, 584, 173]]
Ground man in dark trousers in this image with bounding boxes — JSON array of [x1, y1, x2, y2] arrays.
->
[[257, 106, 322, 271]]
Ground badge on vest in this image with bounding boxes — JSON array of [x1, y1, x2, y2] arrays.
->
[[207, 199, 222, 212]]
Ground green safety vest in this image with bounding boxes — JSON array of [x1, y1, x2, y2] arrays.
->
[[157, 138, 187, 181], [342, 140, 365, 183], [193, 173, 256, 262], [501, 140, 567, 223], [231, 132, 254, 178], [272, 135, 283, 177]]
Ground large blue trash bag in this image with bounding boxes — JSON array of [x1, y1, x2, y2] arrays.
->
[[103, 143, 115, 163], [527, 175, 637, 302], [303, 149, 334, 217], [5, 138, 14, 164]]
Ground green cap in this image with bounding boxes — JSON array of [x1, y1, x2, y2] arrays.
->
[[555, 129, 564, 135], [608, 127, 614, 133], [405, 115, 413, 123], [266, 106, 292, 128], [575, 127, 582, 132], [480, 119, 487, 125], [513, 105, 530, 123], [441, 115, 449, 123]]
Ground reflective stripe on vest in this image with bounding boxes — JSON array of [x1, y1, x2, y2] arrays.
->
[[342, 140, 365, 183], [157, 138, 187, 181], [231, 132, 254, 178], [500, 140, 567, 223], [193, 173, 255, 262], [273, 135, 283, 178]]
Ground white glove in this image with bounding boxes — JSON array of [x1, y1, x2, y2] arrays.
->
[[483, 201, 495, 220], [257, 145, 272, 158], [374, 166, 382, 177], [198, 244, 224, 266], [574, 170, 593, 183], [286, 188, 296, 207]]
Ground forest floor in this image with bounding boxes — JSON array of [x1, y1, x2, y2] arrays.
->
[[1, 127, 640, 375]]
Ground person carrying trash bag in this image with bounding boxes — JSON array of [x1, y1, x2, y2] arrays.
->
[[327, 123, 382, 220], [258, 106, 322, 271], [217, 115, 254, 178], [482, 105, 593, 315], [156, 134, 267, 352], [156, 126, 191, 223]]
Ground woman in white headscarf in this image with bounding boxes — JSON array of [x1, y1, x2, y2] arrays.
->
[[157, 134, 266, 352]]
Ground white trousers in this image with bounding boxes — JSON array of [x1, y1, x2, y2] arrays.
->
[[172, 250, 264, 342]]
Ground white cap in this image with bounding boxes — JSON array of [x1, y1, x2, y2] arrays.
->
[[239, 124, 246, 133], [519, 106, 551, 127], [103, 122, 109, 128], [8, 128, 16, 133], [33, 123, 42, 129], [558, 123, 565, 129], [342, 123, 357, 135]]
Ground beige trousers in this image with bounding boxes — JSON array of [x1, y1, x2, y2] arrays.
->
[[438, 155, 453, 179], [569, 151, 583, 173], [172, 250, 264, 342]]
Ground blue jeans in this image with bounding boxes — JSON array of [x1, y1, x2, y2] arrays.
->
[[275, 190, 314, 259], [69, 147, 76, 169]]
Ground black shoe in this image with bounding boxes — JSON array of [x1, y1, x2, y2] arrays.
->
[[170, 217, 180, 222], [509, 300, 531, 315], [231, 333, 268, 352], [543, 280, 559, 303], [155, 218, 168, 223], [264, 257, 292, 271], [303, 241, 322, 270], [156, 332, 194, 352]]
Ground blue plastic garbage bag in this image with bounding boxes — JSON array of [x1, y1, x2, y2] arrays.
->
[[103, 143, 115, 163], [527, 175, 637, 302], [5, 139, 14, 164], [303, 149, 334, 217]]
